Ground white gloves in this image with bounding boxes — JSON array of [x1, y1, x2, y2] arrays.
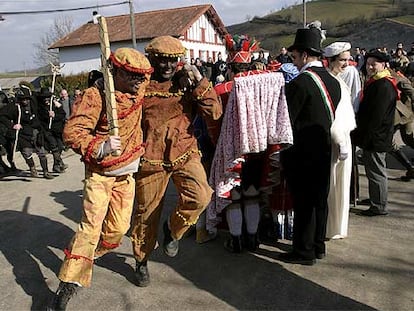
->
[[102, 135, 121, 157], [185, 64, 203, 83], [180, 64, 202, 90], [338, 143, 348, 161], [53, 99, 62, 108]]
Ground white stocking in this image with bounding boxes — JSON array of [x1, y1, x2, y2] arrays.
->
[[244, 201, 260, 234], [226, 204, 243, 236]]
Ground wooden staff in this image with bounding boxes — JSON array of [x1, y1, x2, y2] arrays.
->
[[12, 103, 22, 162], [97, 15, 120, 156], [48, 63, 61, 129]]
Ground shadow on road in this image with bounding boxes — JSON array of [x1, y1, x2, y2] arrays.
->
[[50, 189, 83, 223], [0, 197, 74, 310]]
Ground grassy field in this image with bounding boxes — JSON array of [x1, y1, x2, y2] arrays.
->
[[278, 0, 404, 24], [390, 14, 414, 24]]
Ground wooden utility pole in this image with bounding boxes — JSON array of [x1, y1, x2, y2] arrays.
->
[[129, 0, 137, 49], [303, 0, 307, 27]]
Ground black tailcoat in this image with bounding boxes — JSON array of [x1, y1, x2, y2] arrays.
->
[[282, 66, 341, 259]]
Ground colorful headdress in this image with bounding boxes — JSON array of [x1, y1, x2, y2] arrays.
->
[[109, 48, 154, 74], [145, 35, 186, 58], [225, 34, 260, 64]]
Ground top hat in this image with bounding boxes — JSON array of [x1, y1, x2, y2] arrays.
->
[[288, 28, 323, 54], [38, 87, 52, 98]]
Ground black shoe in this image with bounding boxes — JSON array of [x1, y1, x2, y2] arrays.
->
[[315, 252, 326, 259], [279, 252, 316, 265], [224, 235, 243, 253], [53, 165, 65, 173], [163, 221, 179, 257], [358, 198, 371, 206], [30, 167, 38, 177], [47, 282, 78, 311], [245, 233, 259, 252], [358, 208, 388, 217], [9, 163, 20, 173], [401, 169, 414, 182], [135, 261, 150, 287], [43, 171, 55, 179]]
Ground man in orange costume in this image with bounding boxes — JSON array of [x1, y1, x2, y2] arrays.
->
[[130, 36, 222, 287], [48, 48, 153, 310]]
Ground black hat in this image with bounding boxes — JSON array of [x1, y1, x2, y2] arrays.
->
[[88, 70, 103, 87], [287, 28, 323, 54], [38, 87, 52, 98], [15, 87, 32, 100], [365, 50, 389, 63]]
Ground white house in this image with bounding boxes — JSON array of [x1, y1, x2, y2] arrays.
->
[[50, 4, 229, 76]]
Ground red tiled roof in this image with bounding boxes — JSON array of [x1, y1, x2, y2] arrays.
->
[[50, 4, 228, 49]]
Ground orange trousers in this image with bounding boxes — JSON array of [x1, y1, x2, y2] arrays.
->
[[130, 159, 213, 262], [58, 170, 135, 287]]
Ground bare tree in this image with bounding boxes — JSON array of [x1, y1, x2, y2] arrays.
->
[[33, 15, 74, 70]]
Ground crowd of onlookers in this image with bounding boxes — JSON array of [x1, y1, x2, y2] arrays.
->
[[186, 41, 414, 88], [1, 40, 413, 180]]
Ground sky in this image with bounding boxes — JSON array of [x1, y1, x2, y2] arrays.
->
[[0, 0, 302, 73]]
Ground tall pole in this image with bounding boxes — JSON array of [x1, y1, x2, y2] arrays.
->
[[129, 0, 137, 49], [303, 0, 306, 27]]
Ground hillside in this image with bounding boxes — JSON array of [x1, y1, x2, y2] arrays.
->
[[227, 0, 414, 56]]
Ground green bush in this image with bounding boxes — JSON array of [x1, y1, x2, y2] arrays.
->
[[40, 71, 90, 96]]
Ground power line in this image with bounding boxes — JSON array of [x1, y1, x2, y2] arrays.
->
[[0, 1, 128, 15]]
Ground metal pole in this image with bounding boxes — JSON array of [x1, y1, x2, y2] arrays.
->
[[129, 0, 137, 49], [303, 0, 306, 28]]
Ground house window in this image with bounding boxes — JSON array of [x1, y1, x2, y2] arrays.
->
[[190, 49, 194, 60], [213, 51, 217, 62], [201, 28, 206, 43]]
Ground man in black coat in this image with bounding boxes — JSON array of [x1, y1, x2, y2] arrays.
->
[[0, 87, 54, 179], [279, 27, 342, 265], [352, 51, 398, 216], [37, 87, 68, 173]]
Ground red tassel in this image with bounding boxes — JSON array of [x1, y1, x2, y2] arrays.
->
[[242, 40, 250, 52], [225, 34, 234, 51]]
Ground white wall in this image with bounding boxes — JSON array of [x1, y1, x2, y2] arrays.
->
[[59, 41, 148, 76], [184, 14, 227, 62], [181, 41, 227, 62]]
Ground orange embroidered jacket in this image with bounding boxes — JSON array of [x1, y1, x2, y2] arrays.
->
[[141, 77, 222, 171], [63, 87, 145, 173]]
